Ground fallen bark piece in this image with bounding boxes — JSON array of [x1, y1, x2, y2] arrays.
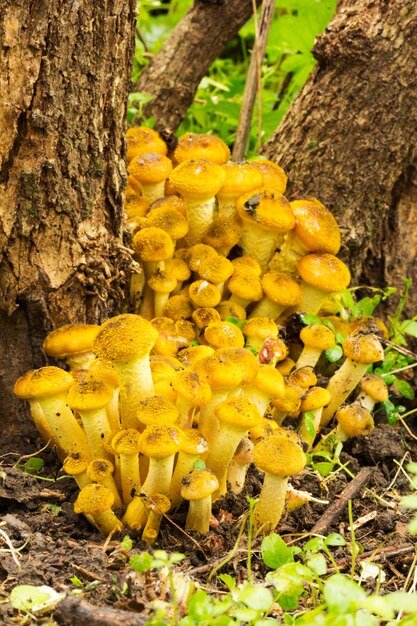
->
[[54, 595, 148, 626], [310, 467, 373, 535]]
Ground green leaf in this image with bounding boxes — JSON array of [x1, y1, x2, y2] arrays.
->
[[218, 574, 236, 591], [303, 412, 316, 437], [323, 574, 367, 613], [394, 378, 415, 400], [120, 536, 133, 551], [325, 533, 346, 547], [313, 461, 335, 477], [129, 552, 153, 573], [69, 576, 83, 587], [352, 295, 381, 318], [10, 585, 64, 614], [266, 562, 314, 597], [238, 584, 274, 611], [324, 344, 343, 363], [261, 533, 294, 569], [306, 553, 327, 576], [187, 590, 214, 620], [400, 319, 417, 337], [23, 457, 44, 474], [301, 313, 322, 326]]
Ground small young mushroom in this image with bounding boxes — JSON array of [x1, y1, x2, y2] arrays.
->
[[86, 458, 123, 510], [111, 429, 142, 505], [139, 424, 183, 497], [216, 162, 263, 218], [74, 483, 123, 536], [141, 494, 171, 545], [226, 436, 254, 495], [173, 132, 230, 165], [181, 469, 219, 533], [356, 374, 388, 411], [297, 253, 351, 315], [42, 324, 101, 370], [298, 386, 332, 451], [128, 152, 173, 203], [167, 428, 209, 510], [296, 323, 336, 370], [334, 403, 375, 442], [250, 272, 302, 320]]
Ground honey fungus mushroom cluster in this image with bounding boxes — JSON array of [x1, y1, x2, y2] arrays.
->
[[14, 128, 392, 542]]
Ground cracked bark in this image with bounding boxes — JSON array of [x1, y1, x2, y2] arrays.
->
[[262, 0, 417, 314], [0, 0, 136, 446], [136, 0, 259, 133]]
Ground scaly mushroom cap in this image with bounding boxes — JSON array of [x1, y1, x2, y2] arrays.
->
[[74, 483, 114, 515], [359, 374, 389, 402], [203, 216, 241, 251], [291, 198, 341, 254], [132, 227, 175, 262], [149, 195, 188, 216], [181, 468, 219, 500], [192, 307, 221, 329], [223, 346, 260, 384], [250, 159, 287, 194], [342, 331, 384, 364], [243, 318, 279, 343], [126, 126, 168, 161], [173, 133, 230, 165], [271, 381, 303, 414], [177, 345, 215, 366], [146, 493, 171, 514], [350, 316, 389, 339], [137, 395, 179, 426], [165, 258, 191, 282], [62, 453, 90, 476], [231, 256, 262, 276], [320, 315, 351, 339], [217, 162, 263, 201], [336, 403, 375, 437], [42, 324, 100, 359], [171, 369, 212, 406], [297, 253, 351, 293], [87, 458, 115, 482], [13, 369, 36, 399], [88, 359, 119, 388], [253, 432, 306, 477], [198, 256, 234, 285], [300, 386, 332, 412], [128, 152, 173, 183], [288, 367, 318, 389], [169, 159, 226, 200], [150, 355, 182, 383], [228, 273, 263, 302], [163, 294, 194, 320], [67, 379, 114, 412], [214, 396, 262, 429], [261, 272, 303, 307], [180, 428, 209, 455], [111, 429, 142, 455], [189, 280, 222, 308], [186, 243, 218, 271], [148, 271, 177, 294], [94, 314, 158, 362], [253, 365, 285, 398], [216, 301, 247, 322], [236, 189, 295, 232], [249, 417, 279, 441], [300, 323, 336, 350], [139, 424, 183, 459], [204, 321, 245, 349], [22, 366, 74, 399], [141, 206, 189, 241]]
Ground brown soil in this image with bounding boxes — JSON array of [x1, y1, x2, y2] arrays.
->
[[1, 419, 416, 625]]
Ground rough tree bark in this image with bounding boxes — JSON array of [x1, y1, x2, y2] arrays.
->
[[0, 0, 136, 446], [262, 0, 417, 313], [136, 0, 260, 132]]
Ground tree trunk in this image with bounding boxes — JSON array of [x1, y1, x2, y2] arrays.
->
[[0, 0, 136, 447], [262, 0, 417, 314], [136, 0, 259, 133]]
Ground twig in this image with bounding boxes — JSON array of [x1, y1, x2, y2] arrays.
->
[[310, 467, 373, 535], [232, 0, 275, 160], [0, 528, 21, 570], [54, 595, 148, 626]]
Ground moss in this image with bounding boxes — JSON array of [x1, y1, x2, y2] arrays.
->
[[19, 172, 42, 223]]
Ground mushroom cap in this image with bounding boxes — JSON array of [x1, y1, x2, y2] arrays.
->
[[261, 272, 303, 306], [149, 195, 188, 216], [177, 345, 215, 366], [128, 152, 173, 184], [244, 317, 279, 342], [203, 216, 241, 251], [148, 271, 177, 294], [350, 316, 389, 339], [342, 331, 384, 364], [249, 417, 279, 441], [250, 159, 287, 194], [163, 294, 194, 320], [258, 337, 289, 365], [94, 314, 158, 362], [299, 323, 335, 350], [126, 126, 168, 161], [137, 395, 179, 426], [146, 493, 171, 515], [43, 324, 100, 358], [276, 357, 296, 376], [171, 369, 212, 406], [231, 256, 262, 276], [139, 424, 183, 459], [67, 380, 114, 412], [141, 206, 189, 240], [253, 365, 285, 398], [222, 346, 260, 384], [336, 403, 374, 437], [132, 227, 175, 262], [111, 429, 142, 455], [186, 243, 218, 271], [297, 253, 351, 293], [198, 255, 234, 285], [288, 366, 318, 389], [216, 300, 247, 322], [253, 432, 306, 477], [165, 258, 191, 282], [13, 369, 36, 399], [88, 359, 119, 388], [74, 483, 114, 515], [214, 396, 262, 429], [87, 458, 115, 482], [181, 468, 219, 500], [180, 428, 209, 455], [271, 381, 303, 414], [236, 189, 295, 232], [150, 355, 182, 383], [191, 307, 221, 329], [173, 133, 230, 165], [217, 162, 263, 200], [204, 321, 245, 349], [189, 280, 222, 308], [194, 347, 259, 390], [62, 453, 90, 476], [300, 386, 332, 412], [359, 374, 388, 402], [228, 273, 263, 302], [22, 366, 74, 399], [291, 198, 341, 254], [169, 159, 226, 199]]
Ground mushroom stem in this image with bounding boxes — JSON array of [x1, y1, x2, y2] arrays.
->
[[38, 393, 91, 459], [254, 474, 288, 535], [185, 496, 213, 534], [320, 360, 369, 427], [141, 456, 176, 497]]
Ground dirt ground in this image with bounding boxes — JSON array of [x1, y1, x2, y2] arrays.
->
[[1, 417, 416, 625]]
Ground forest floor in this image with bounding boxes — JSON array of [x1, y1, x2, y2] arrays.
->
[[1, 419, 416, 625]]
